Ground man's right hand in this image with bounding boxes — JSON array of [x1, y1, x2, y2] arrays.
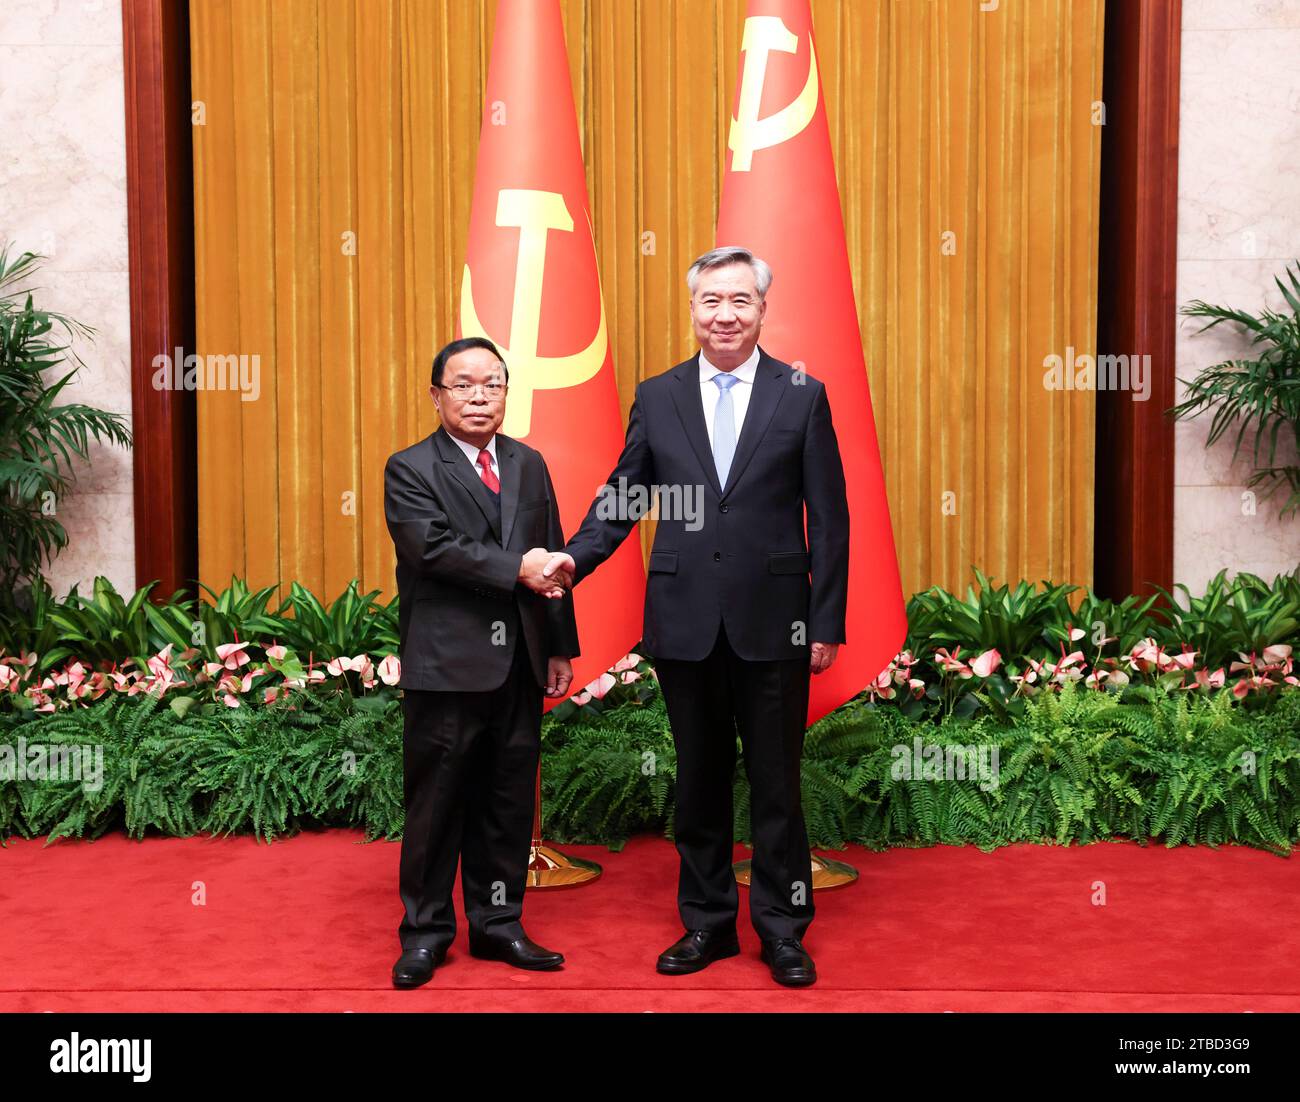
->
[[542, 552, 577, 587], [519, 548, 572, 599]]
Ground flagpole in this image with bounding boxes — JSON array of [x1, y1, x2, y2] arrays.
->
[[718, 0, 904, 897], [526, 763, 602, 889], [463, 0, 645, 895]]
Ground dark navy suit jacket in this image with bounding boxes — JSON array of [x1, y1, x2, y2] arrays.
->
[[565, 347, 849, 662]]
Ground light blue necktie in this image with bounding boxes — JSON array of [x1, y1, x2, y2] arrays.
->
[[711, 372, 740, 488]]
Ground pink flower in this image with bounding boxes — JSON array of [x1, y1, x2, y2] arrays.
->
[[216, 641, 250, 670], [1009, 661, 1041, 696], [147, 644, 175, 675], [26, 688, 56, 713], [325, 654, 376, 688], [82, 671, 110, 701], [63, 661, 89, 694], [216, 669, 255, 707], [143, 645, 185, 695], [1126, 638, 1164, 673], [1192, 668, 1225, 691], [109, 669, 146, 695], [932, 646, 1000, 680], [377, 655, 401, 685], [1042, 648, 1086, 685], [1232, 672, 1276, 698], [933, 646, 971, 677], [1263, 644, 1292, 666], [265, 644, 288, 661], [583, 673, 617, 700], [612, 653, 643, 684], [864, 667, 897, 701]]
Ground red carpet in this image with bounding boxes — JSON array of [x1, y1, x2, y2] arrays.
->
[[2, 830, 1298, 1012]]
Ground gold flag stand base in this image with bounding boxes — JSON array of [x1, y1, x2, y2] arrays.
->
[[526, 843, 603, 889], [733, 851, 858, 891]]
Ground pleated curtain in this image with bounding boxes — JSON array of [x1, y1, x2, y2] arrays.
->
[[189, 0, 1104, 602]]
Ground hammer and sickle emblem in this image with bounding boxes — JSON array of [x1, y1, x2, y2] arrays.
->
[[459, 188, 608, 438], [728, 15, 820, 173]]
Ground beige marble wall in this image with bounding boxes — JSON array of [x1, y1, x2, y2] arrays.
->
[[1175, 0, 1300, 594], [0, 0, 134, 601]]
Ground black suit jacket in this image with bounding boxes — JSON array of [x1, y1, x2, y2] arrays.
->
[[384, 426, 579, 692], [565, 347, 849, 662]]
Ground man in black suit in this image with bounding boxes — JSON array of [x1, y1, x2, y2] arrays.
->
[[545, 247, 849, 986], [384, 336, 579, 989]]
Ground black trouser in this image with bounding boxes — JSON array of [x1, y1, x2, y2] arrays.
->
[[397, 637, 541, 951], [655, 623, 814, 942]]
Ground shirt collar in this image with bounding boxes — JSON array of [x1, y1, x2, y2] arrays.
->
[[445, 429, 498, 467], [698, 345, 760, 385]]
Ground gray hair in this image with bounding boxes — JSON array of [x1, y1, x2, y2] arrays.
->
[[686, 246, 773, 299]]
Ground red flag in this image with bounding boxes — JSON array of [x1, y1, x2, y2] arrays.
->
[[458, 0, 644, 705], [718, 0, 908, 723]]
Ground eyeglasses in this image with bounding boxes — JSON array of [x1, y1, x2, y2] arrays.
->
[[439, 381, 507, 400]]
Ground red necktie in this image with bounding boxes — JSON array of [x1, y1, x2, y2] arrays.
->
[[476, 448, 500, 494]]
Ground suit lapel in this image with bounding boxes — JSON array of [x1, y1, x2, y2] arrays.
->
[[497, 436, 521, 548], [670, 348, 788, 499], [668, 357, 723, 497], [719, 349, 786, 498], [433, 427, 502, 542]]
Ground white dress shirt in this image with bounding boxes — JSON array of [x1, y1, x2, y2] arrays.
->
[[698, 346, 760, 449], [446, 430, 499, 485]]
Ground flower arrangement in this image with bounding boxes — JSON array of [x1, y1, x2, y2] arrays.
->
[[0, 640, 402, 715], [4, 632, 1298, 720], [4, 567, 1300, 722]]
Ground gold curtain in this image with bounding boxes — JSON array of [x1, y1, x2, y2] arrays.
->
[[190, 0, 1103, 602]]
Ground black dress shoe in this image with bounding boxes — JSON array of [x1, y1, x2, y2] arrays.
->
[[391, 947, 444, 989], [760, 938, 817, 987], [656, 929, 741, 975], [468, 933, 564, 970]]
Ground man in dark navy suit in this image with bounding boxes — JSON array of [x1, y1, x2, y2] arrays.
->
[[546, 247, 850, 986], [384, 336, 579, 988]]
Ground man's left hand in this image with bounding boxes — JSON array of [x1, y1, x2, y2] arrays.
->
[[810, 642, 839, 675], [545, 657, 574, 698]]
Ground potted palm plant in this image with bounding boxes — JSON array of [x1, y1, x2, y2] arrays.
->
[[1171, 261, 1300, 520], [0, 246, 133, 602]]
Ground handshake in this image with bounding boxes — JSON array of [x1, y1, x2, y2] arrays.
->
[[518, 548, 577, 599]]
